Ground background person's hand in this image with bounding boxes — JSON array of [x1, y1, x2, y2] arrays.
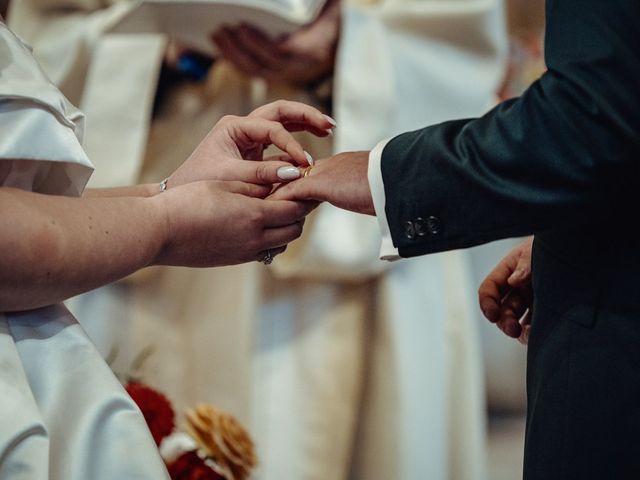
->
[[478, 237, 534, 344], [269, 151, 375, 215], [168, 100, 336, 188], [153, 180, 314, 267], [212, 0, 340, 86]]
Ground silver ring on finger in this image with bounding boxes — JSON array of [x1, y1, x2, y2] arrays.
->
[[260, 250, 274, 265]]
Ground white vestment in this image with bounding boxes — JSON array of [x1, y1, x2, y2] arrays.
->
[[8, 1, 507, 478], [0, 22, 168, 479]]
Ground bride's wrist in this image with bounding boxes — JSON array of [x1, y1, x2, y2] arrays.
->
[[145, 193, 173, 267]]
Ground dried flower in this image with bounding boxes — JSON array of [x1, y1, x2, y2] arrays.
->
[[167, 450, 226, 480], [126, 382, 175, 446], [184, 405, 257, 480]]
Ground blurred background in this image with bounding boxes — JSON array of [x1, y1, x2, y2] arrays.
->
[[4, 0, 544, 478]]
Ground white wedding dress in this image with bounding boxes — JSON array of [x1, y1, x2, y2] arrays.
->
[[0, 22, 169, 479]]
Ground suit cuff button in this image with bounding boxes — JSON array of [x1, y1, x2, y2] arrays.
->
[[427, 216, 442, 235], [404, 221, 416, 239], [414, 217, 428, 237]]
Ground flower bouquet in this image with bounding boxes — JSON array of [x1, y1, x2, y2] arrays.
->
[[114, 348, 257, 480]]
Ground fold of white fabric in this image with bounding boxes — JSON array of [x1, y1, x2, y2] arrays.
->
[[3, 305, 169, 480], [0, 22, 93, 195]]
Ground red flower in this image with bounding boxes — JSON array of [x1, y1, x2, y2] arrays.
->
[[125, 382, 175, 446], [167, 451, 226, 480]]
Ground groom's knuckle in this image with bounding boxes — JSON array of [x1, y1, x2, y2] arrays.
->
[[249, 105, 265, 117], [273, 99, 288, 112], [478, 284, 493, 302], [219, 114, 238, 125]]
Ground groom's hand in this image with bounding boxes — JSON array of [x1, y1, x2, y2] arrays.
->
[[269, 151, 375, 215], [478, 237, 534, 344]]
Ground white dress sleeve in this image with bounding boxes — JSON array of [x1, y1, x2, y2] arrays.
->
[[0, 22, 93, 196]]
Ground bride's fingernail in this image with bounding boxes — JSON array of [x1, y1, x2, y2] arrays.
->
[[304, 151, 314, 166], [325, 128, 334, 137], [323, 114, 337, 127], [277, 166, 301, 180]]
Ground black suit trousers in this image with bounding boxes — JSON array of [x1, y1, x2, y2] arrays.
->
[[525, 228, 640, 480]]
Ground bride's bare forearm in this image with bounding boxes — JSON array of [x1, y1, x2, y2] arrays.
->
[[84, 184, 158, 198], [0, 187, 166, 312]]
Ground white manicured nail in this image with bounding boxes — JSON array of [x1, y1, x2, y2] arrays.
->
[[323, 114, 337, 127], [304, 151, 314, 166], [277, 166, 301, 180], [325, 128, 334, 137]]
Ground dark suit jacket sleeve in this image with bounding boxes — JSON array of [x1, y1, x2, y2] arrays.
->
[[380, 0, 640, 258]]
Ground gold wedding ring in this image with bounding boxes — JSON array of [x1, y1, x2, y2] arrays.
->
[[303, 165, 314, 178]]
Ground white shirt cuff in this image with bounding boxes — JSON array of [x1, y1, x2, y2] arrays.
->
[[368, 139, 401, 261]]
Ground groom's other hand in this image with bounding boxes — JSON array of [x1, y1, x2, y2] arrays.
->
[[269, 151, 375, 215], [478, 237, 534, 344]]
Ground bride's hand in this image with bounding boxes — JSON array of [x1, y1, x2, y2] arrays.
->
[[168, 100, 335, 188], [153, 180, 314, 267]]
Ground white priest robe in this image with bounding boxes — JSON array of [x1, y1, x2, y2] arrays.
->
[[0, 21, 169, 479], [8, 1, 507, 478]]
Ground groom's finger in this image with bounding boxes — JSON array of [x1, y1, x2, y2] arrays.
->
[[501, 287, 532, 321], [508, 248, 533, 287], [518, 310, 533, 345], [268, 176, 323, 203], [496, 306, 523, 338], [496, 287, 532, 339], [478, 252, 520, 323]]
